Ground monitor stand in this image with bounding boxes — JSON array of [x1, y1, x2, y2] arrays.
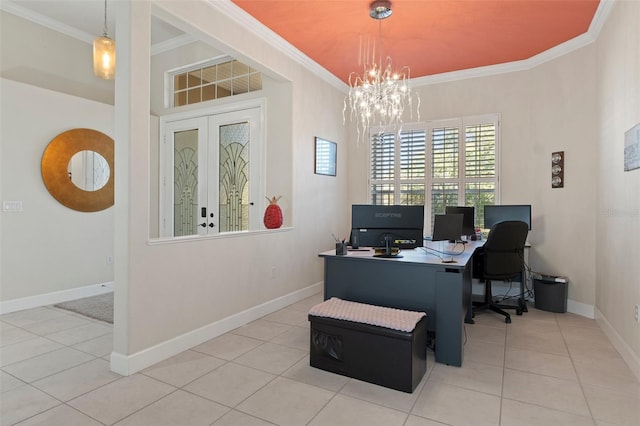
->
[[373, 238, 403, 258]]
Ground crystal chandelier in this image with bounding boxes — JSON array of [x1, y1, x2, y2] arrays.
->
[[344, 1, 419, 143]]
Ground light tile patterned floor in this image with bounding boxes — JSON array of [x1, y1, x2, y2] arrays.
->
[[2, 293, 639, 426]]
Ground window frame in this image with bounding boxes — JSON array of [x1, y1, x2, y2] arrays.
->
[[167, 55, 262, 108], [368, 114, 500, 233]]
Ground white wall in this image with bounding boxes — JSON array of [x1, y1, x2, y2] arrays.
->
[[0, 79, 114, 304], [0, 11, 114, 105], [111, 1, 349, 372], [595, 0, 640, 372]]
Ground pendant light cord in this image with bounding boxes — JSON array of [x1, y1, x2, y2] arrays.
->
[[103, 0, 108, 37]]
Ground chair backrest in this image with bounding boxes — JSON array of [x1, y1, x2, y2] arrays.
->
[[482, 220, 529, 279]]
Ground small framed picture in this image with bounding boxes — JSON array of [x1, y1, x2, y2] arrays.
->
[[624, 123, 640, 172], [314, 137, 337, 176]]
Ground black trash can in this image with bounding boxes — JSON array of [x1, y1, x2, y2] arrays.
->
[[534, 276, 568, 313]]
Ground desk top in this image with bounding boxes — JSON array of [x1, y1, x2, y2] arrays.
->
[[319, 240, 484, 269]]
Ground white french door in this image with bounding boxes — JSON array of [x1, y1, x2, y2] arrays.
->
[[160, 104, 263, 238]]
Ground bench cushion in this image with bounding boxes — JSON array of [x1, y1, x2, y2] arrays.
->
[[308, 297, 426, 332]]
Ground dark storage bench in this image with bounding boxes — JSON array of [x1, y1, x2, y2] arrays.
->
[[308, 298, 428, 393]]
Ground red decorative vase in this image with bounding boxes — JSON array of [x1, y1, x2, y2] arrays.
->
[[264, 196, 283, 229]]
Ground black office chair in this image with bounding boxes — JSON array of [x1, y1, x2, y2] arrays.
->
[[473, 220, 529, 324]]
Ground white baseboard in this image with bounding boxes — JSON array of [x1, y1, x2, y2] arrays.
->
[[0, 282, 114, 315], [595, 308, 640, 382], [110, 282, 323, 376], [566, 299, 595, 319]]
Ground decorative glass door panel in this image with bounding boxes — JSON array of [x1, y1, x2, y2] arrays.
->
[[173, 129, 199, 236], [219, 122, 250, 232], [161, 116, 207, 238]]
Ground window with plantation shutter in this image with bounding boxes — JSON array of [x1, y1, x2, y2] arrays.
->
[[370, 127, 426, 205], [369, 114, 499, 235], [464, 122, 497, 228], [371, 132, 395, 204]]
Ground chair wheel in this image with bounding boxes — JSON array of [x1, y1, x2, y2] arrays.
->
[[505, 316, 512, 324], [516, 309, 523, 316]]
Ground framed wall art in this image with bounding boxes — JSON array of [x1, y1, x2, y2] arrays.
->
[[314, 137, 337, 176], [624, 123, 640, 172]]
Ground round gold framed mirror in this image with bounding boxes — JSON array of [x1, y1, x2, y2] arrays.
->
[[41, 128, 114, 212]]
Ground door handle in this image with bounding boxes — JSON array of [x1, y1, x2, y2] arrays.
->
[[209, 223, 215, 228], [199, 222, 207, 228]]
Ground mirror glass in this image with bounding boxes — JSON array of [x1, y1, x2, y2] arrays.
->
[[68, 150, 110, 191]]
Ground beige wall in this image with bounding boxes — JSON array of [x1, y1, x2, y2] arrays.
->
[[112, 1, 349, 368], [595, 0, 640, 369], [347, 46, 599, 313], [0, 79, 115, 302]]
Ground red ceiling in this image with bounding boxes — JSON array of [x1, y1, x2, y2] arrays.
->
[[231, 0, 600, 83]]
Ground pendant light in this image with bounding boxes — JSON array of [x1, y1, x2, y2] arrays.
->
[[93, 0, 115, 79]]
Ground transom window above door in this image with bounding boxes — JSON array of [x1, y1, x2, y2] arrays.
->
[[169, 56, 262, 107]]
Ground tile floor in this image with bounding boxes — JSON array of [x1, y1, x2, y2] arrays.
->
[[1, 293, 639, 426]]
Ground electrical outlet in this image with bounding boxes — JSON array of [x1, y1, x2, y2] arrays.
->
[[635, 304, 639, 323]]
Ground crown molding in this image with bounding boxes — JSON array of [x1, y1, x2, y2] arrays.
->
[[2, 0, 615, 92], [150, 33, 194, 56], [1, 0, 95, 43], [0, 0, 196, 57], [210, 0, 345, 91], [210, 0, 615, 92], [410, 0, 615, 88]]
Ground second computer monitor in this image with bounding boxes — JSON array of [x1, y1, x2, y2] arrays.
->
[[445, 206, 475, 237], [432, 214, 464, 242], [483, 204, 532, 230]]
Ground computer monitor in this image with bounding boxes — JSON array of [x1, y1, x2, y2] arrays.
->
[[445, 206, 475, 237], [483, 204, 532, 230], [351, 204, 424, 248], [432, 214, 464, 242]]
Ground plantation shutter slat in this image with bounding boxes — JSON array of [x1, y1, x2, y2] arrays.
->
[[465, 124, 496, 178], [371, 132, 396, 204], [431, 127, 459, 179], [371, 133, 395, 181], [400, 130, 426, 180]]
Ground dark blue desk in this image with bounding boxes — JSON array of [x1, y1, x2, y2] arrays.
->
[[319, 241, 481, 367]]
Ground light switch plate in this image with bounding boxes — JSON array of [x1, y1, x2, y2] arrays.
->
[[2, 201, 23, 212]]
